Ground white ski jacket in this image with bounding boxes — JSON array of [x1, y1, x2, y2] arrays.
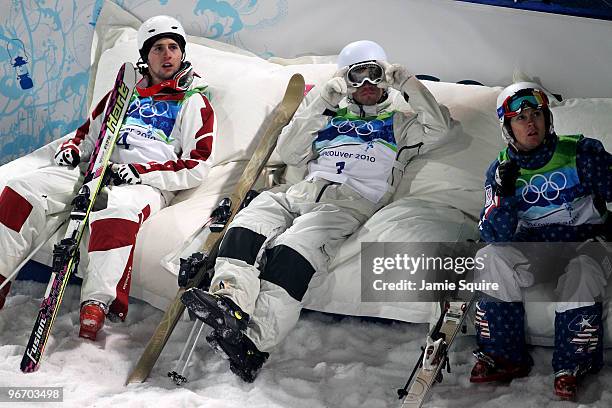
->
[[277, 76, 451, 203]]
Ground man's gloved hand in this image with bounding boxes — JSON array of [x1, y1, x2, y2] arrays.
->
[[110, 163, 141, 185], [494, 159, 520, 197], [380, 61, 412, 91], [54, 142, 81, 167], [320, 67, 349, 108]]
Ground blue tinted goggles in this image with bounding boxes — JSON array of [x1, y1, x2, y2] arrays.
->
[[497, 89, 548, 119]]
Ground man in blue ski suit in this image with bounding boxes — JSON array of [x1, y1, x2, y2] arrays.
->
[[180, 40, 452, 382], [471, 82, 611, 400]]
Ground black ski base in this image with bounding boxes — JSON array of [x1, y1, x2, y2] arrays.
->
[[178, 253, 209, 288], [206, 331, 269, 383], [167, 370, 188, 386], [180, 288, 249, 340]]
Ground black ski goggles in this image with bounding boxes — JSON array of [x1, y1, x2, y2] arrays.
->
[[345, 61, 384, 88]]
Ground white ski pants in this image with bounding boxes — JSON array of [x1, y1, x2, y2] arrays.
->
[[210, 178, 387, 351], [0, 166, 165, 316], [474, 243, 609, 313]]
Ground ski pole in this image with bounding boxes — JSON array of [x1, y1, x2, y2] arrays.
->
[[168, 319, 206, 385]]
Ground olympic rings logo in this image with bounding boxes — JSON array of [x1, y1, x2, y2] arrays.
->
[[517, 171, 567, 204], [330, 117, 385, 136], [127, 98, 170, 118]]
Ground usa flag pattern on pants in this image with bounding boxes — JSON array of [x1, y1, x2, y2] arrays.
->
[[553, 303, 604, 373]]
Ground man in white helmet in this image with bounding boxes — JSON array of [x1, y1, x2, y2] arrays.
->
[[471, 82, 611, 400], [180, 40, 452, 382], [0, 15, 217, 341]]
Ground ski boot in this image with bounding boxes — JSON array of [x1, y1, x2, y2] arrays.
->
[[553, 361, 602, 401], [0, 275, 10, 310], [181, 288, 269, 382], [206, 330, 269, 383], [470, 351, 532, 383], [181, 288, 249, 342], [79, 300, 107, 341], [554, 370, 577, 401]]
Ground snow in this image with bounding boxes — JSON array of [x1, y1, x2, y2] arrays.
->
[[1, 280, 611, 408]]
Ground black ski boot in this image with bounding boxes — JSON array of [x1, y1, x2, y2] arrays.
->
[[181, 288, 249, 342], [181, 288, 269, 382], [206, 330, 269, 383]]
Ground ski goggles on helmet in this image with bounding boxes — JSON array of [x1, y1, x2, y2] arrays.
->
[[497, 88, 549, 119], [345, 61, 384, 87], [137, 62, 194, 96], [172, 62, 194, 91]]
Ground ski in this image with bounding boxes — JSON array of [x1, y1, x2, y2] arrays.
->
[[168, 192, 258, 385], [20, 62, 136, 373], [397, 299, 474, 408], [125, 73, 306, 384]]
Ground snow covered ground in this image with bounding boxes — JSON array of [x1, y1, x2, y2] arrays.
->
[[1, 280, 611, 408]]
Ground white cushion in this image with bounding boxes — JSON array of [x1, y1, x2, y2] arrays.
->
[[551, 97, 612, 150]]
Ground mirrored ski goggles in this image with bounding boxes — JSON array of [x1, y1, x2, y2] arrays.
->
[[345, 61, 384, 87], [497, 89, 549, 119]]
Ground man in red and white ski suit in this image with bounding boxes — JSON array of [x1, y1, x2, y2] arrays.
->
[[0, 15, 217, 340]]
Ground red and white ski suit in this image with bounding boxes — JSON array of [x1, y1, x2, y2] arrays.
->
[[0, 70, 216, 318]]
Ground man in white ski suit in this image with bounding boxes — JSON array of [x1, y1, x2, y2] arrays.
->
[[0, 16, 217, 340], [182, 40, 452, 381]]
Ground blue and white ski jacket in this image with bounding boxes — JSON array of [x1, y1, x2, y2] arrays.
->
[[277, 76, 452, 203], [479, 133, 612, 242]]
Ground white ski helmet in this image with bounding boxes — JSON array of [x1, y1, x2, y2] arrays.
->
[[337, 40, 387, 69], [138, 15, 186, 62], [496, 82, 554, 144]]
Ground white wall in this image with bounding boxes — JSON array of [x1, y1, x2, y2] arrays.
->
[[249, 0, 612, 99]]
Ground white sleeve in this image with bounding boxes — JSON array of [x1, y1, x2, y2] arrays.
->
[[393, 76, 453, 161], [276, 90, 335, 167], [58, 91, 111, 163]]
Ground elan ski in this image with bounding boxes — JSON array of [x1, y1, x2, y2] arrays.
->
[[397, 299, 474, 408], [20, 62, 136, 373], [126, 73, 306, 384]]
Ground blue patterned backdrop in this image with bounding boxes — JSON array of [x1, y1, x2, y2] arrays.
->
[[0, 0, 288, 164]]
